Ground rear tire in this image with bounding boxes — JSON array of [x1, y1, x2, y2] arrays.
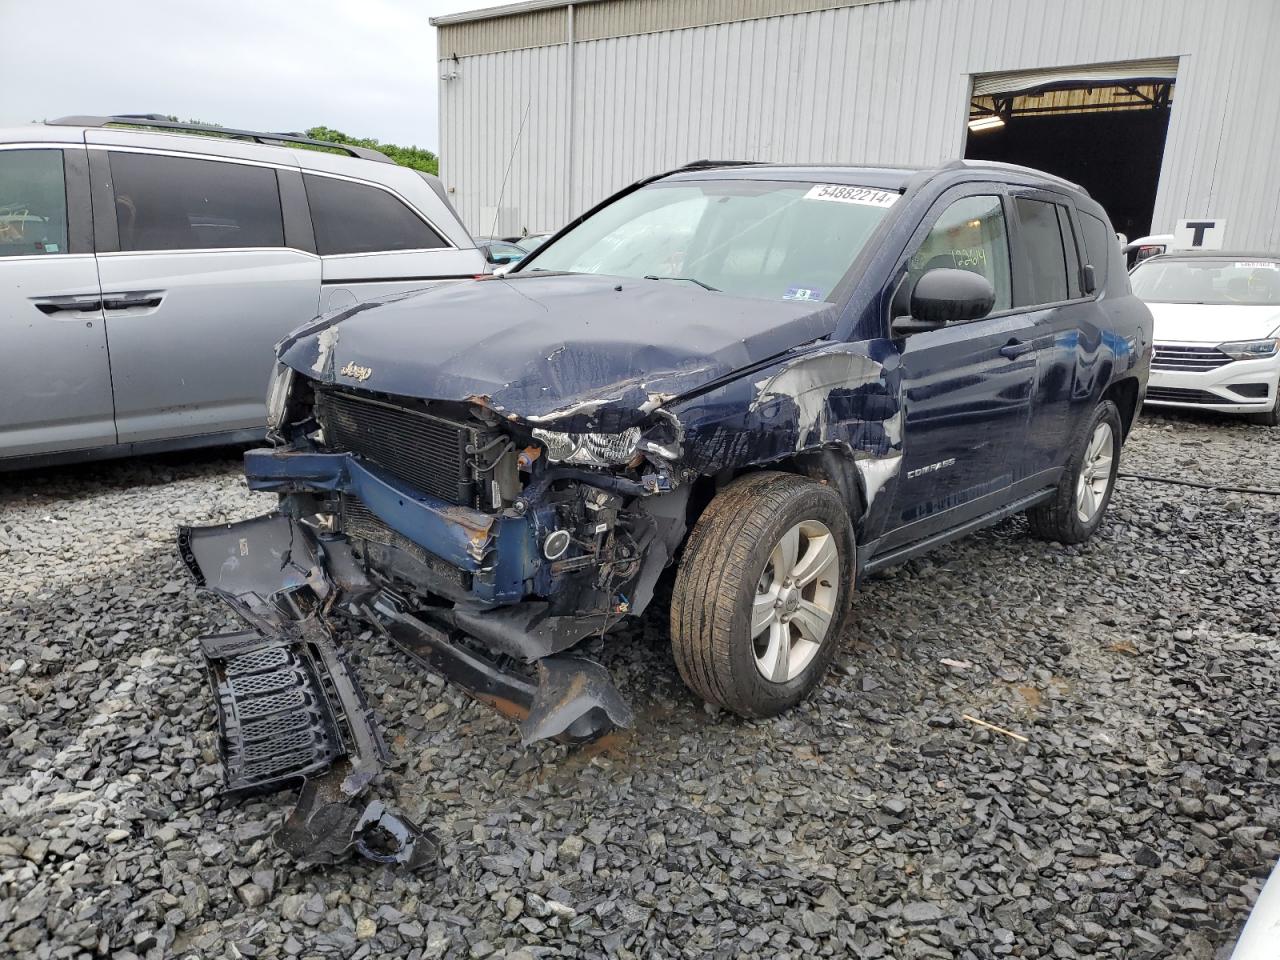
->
[[1027, 400, 1122, 544], [670, 472, 854, 718]]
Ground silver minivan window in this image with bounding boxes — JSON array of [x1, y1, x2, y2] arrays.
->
[[108, 151, 284, 252], [0, 149, 68, 258], [304, 174, 447, 255]]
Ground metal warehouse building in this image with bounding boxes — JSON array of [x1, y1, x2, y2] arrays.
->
[[432, 0, 1280, 251]]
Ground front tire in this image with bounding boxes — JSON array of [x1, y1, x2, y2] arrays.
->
[[1027, 399, 1122, 544], [671, 472, 854, 718]]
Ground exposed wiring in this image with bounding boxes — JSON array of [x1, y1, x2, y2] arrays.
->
[[1117, 472, 1280, 496]]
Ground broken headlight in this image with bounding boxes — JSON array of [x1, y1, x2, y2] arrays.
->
[[265, 362, 294, 436], [532, 426, 641, 466]]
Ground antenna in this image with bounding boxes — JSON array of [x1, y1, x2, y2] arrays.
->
[[489, 96, 533, 239]]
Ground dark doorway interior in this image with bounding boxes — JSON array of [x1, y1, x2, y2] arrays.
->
[[965, 83, 1173, 239]]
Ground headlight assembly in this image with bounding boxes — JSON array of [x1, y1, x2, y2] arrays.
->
[[265, 362, 295, 435], [1218, 339, 1279, 360], [532, 426, 642, 466]]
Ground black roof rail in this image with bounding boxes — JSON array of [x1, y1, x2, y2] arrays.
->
[[935, 158, 1086, 194], [46, 114, 393, 163], [678, 158, 769, 171]]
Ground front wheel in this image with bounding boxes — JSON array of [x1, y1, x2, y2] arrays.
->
[[671, 472, 854, 718], [1027, 399, 1122, 544]]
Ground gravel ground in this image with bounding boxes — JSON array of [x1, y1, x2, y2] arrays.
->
[[2, 410, 1278, 960]]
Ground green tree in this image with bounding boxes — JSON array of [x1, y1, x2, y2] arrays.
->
[[304, 126, 439, 176]]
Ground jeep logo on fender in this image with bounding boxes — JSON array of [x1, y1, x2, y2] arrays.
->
[[340, 361, 373, 382]]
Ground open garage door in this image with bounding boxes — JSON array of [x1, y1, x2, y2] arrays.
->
[[965, 58, 1178, 240]]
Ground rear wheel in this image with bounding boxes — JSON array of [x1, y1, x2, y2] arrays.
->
[[671, 472, 854, 718], [1027, 400, 1122, 544]]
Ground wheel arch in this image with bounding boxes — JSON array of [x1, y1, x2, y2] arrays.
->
[[684, 448, 869, 541], [1103, 376, 1141, 438]]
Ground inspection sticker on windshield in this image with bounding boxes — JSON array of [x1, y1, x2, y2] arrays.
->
[[784, 286, 824, 301], [803, 184, 899, 207], [1235, 261, 1279, 269]]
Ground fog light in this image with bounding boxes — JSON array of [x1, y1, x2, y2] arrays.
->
[[543, 530, 571, 560]]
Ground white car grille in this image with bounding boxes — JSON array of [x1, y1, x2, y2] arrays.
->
[[1151, 343, 1234, 371]]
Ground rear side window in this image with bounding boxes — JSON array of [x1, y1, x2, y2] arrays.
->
[[1078, 211, 1113, 289], [108, 152, 284, 252], [0, 149, 68, 257], [1015, 197, 1070, 305], [304, 174, 446, 255]]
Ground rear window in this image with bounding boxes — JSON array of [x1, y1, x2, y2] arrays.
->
[[108, 151, 284, 252], [0, 149, 68, 258], [304, 174, 447, 256]]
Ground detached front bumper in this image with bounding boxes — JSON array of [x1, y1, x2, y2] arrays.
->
[[180, 503, 635, 865]]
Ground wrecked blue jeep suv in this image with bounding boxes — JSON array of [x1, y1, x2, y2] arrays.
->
[[182, 160, 1151, 863]]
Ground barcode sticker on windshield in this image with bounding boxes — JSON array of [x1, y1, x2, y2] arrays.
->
[[803, 184, 899, 207], [1235, 261, 1279, 269]]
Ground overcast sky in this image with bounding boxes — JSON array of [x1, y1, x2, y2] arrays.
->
[[0, 0, 498, 152]]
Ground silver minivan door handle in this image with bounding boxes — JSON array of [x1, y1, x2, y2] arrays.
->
[[102, 291, 164, 311], [32, 295, 103, 315]]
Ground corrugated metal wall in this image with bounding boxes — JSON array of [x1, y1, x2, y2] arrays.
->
[[440, 42, 572, 235], [438, 0, 1280, 250]]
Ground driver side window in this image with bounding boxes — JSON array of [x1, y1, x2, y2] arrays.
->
[[906, 195, 1012, 313]]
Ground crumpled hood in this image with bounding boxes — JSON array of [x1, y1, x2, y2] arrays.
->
[[279, 273, 836, 429], [1148, 301, 1280, 343]]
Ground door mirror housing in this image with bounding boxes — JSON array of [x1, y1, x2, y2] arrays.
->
[[892, 268, 996, 335]]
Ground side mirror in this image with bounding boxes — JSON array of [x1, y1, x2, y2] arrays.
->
[[1081, 263, 1097, 294], [892, 268, 996, 335], [492, 263, 516, 277]]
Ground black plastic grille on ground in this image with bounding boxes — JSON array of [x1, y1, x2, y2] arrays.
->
[[201, 631, 342, 794], [225, 645, 289, 676]]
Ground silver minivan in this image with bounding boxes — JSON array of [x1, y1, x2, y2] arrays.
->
[[0, 115, 485, 468]]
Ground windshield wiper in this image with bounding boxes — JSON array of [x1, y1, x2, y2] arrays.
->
[[644, 275, 720, 292]]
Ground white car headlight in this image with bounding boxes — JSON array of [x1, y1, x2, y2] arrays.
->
[[265, 362, 294, 434], [532, 426, 641, 466], [1218, 339, 1279, 360]]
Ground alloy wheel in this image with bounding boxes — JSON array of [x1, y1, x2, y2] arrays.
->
[[1075, 421, 1115, 523], [751, 520, 840, 683]]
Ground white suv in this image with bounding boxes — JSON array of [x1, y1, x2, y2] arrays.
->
[[1131, 251, 1280, 425], [0, 115, 485, 468]]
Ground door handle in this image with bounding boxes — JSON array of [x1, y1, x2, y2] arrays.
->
[[999, 339, 1035, 359], [102, 292, 164, 311], [33, 297, 102, 315]]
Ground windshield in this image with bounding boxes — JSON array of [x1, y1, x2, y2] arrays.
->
[[1131, 257, 1280, 306], [525, 179, 897, 302]]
